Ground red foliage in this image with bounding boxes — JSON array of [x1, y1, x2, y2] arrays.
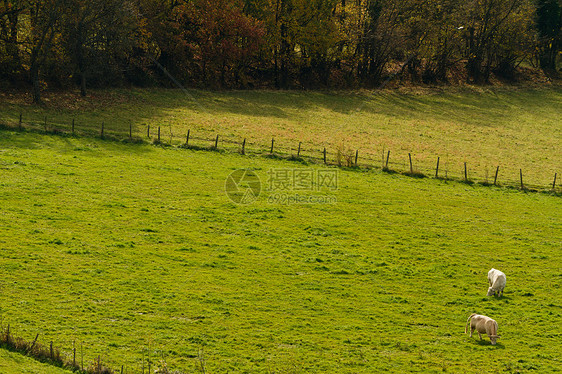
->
[[169, 0, 265, 87]]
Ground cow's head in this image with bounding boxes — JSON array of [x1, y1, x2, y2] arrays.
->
[[489, 335, 501, 345], [486, 287, 495, 296]]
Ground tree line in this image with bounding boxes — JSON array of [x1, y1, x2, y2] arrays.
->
[[1, 0, 561, 102]]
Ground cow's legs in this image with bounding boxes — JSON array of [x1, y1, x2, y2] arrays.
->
[[478, 333, 482, 340]]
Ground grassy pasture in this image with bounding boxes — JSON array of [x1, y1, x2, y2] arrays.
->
[[0, 349, 70, 374], [0, 86, 561, 190], [0, 130, 561, 373]]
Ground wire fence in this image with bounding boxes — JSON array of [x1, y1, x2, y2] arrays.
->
[[1, 112, 560, 195], [0, 323, 193, 374]]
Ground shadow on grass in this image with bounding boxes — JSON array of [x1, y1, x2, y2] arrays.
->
[[472, 339, 505, 349], [0, 126, 152, 154]]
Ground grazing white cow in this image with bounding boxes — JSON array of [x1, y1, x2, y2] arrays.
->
[[465, 313, 501, 345], [487, 268, 506, 297]]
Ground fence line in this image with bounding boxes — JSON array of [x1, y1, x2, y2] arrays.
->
[[1, 113, 560, 194], [0, 324, 194, 374]]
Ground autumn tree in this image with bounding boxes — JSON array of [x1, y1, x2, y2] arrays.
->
[[0, 0, 557, 94], [167, 0, 264, 88]]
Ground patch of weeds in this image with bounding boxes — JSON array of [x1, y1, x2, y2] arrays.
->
[[99, 133, 120, 142], [335, 143, 355, 167], [179, 144, 211, 151], [288, 155, 308, 164], [382, 167, 397, 174], [152, 139, 172, 147], [264, 153, 285, 160], [402, 170, 426, 178], [121, 137, 145, 144]]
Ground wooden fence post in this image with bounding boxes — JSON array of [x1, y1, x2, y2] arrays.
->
[[101, 122, 104, 137], [27, 333, 39, 354], [270, 138, 274, 154], [409, 153, 413, 173], [147, 125, 150, 138], [520, 169, 524, 189], [355, 150, 359, 166], [297, 142, 301, 157], [553, 173, 557, 190], [71, 118, 75, 134], [435, 157, 440, 178], [19, 113, 22, 130], [186, 129, 190, 146], [241, 138, 246, 155], [50, 341, 53, 360], [464, 162, 468, 182], [323, 148, 327, 164], [157, 126, 161, 142], [214, 135, 219, 149], [494, 166, 499, 185], [385, 150, 390, 169], [128, 123, 132, 139], [73, 340, 76, 367]]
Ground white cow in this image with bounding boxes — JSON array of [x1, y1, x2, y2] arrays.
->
[[465, 313, 501, 345], [487, 268, 506, 297]]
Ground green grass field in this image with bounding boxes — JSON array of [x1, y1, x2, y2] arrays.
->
[[0, 349, 70, 374], [0, 86, 561, 189], [0, 129, 561, 373]]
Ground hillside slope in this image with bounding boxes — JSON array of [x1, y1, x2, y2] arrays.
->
[[0, 87, 561, 189]]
